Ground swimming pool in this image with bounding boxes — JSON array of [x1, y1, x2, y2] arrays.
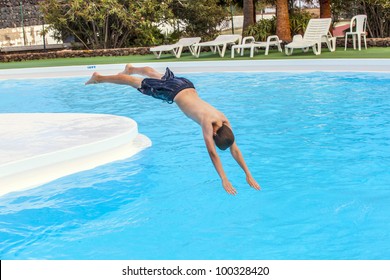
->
[[0, 70, 389, 260]]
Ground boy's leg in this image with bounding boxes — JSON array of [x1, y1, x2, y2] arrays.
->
[[121, 64, 163, 79], [85, 72, 143, 88]]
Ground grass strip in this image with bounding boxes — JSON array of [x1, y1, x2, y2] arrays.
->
[[0, 47, 389, 70]]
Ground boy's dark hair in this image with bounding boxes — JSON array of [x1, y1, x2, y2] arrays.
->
[[213, 124, 235, 150]]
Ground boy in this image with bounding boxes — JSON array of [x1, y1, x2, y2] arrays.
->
[[86, 64, 260, 195]]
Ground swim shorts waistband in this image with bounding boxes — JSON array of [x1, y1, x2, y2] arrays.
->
[[138, 68, 195, 104]]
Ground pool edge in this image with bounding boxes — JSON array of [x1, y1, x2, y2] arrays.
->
[[0, 59, 389, 80]]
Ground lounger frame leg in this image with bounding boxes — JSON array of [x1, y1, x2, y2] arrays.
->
[[312, 43, 321, 55], [312, 44, 317, 55], [152, 51, 162, 59], [264, 35, 282, 55], [285, 47, 293, 56], [276, 42, 282, 53], [250, 45, 255, 58], [231, 45, 241, 58], [194, 46, 201, 58], [174, 46, 184, 58], [188, 45, 197, 56], [219, 44, 227, 57], [231, 46, 236, 58], [330, 37, 336, 52]]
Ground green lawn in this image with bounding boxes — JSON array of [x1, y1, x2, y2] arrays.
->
[[0, 47, 388, 70]]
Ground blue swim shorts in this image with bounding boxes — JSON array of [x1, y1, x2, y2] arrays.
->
[[137, 67, 195, 104]]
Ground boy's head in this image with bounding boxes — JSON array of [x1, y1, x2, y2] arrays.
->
[[213, 124, 235, 150]]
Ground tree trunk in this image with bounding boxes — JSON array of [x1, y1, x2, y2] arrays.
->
[[320, 0, 332, 35], [252, 0, 257, 24], [243, 0, 255, 34], [276, 0, 291, 42], [320, 0, 331, 18]]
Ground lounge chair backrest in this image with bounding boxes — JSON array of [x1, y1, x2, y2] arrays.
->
[[303, 18, 332, 42], [350, 15, 367, 33], [214, 34, 242, 43], [176, 37, 201, 46]]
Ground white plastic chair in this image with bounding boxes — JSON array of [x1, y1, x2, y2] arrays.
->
[[150, 37, 201, 59], [192, 34, 242, 58], [285, 18, 336, 55], [231, 35, 282, 58], [344, 15, 367, 51]]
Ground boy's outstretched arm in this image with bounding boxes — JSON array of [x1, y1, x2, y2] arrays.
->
[[202, 123, 237, 195], [229, 143, 261, 190]]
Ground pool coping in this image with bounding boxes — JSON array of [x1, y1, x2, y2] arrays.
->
[[0, 59, 389, 80]]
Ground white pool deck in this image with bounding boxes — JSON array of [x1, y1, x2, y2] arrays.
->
[[0, 59, 389, 81], [0, 113, 151, 196], [0, 59, 389, 196]]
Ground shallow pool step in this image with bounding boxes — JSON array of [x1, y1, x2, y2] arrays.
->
[[0, 113, 152, 196]]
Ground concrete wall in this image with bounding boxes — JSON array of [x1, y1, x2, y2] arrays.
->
[[0, 24, 61, 47]]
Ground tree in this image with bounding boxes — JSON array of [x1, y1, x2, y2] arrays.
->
[[40, 0, 172, 49], [320, 0, 331, 18], [319, 0, 332, 35], [331, 0, 390, 38], [276, 0, 291, 41], [243, 0, 255, 33], [360, 0, 390, 38], [169, 0, 228, 40]]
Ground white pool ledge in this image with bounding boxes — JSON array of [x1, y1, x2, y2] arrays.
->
[[0, 59, 389, 80], [0, 113, 151, 196]]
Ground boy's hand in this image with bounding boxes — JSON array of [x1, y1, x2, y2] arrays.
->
[[222, 179, 237, 195], [246, 175, 261, 190]]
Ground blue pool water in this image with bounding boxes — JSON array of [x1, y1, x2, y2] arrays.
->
[[0, 71, 389, 260]]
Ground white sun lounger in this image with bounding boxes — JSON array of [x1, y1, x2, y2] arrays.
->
[[193, 34, 242, 58], [150, 37, 201, 59], [231, 35, 282, 58], [285, 18, 336, 55]]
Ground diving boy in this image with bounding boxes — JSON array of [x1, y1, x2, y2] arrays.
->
[[86, 64, 260, 195]]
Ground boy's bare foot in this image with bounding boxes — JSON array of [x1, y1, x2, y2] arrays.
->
[[120, 64, 135, 75], [85, 72, 100, 85]]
